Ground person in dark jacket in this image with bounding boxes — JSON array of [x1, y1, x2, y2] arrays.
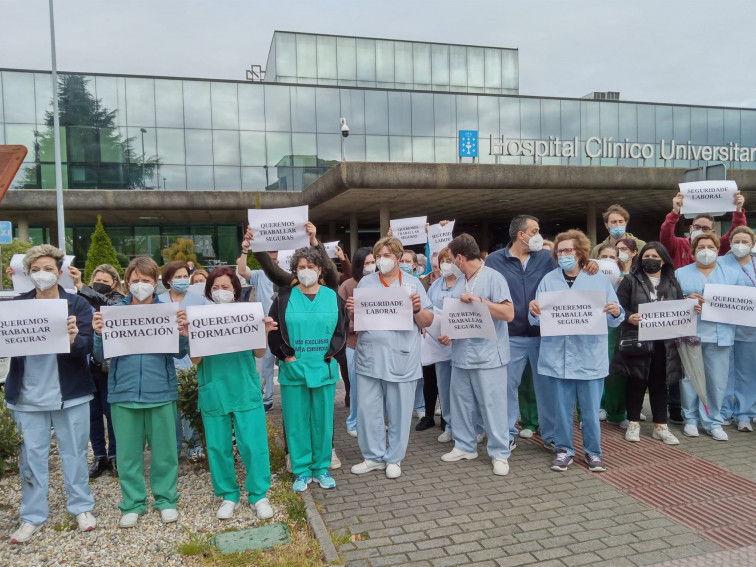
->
[[268, 247, 349, 492], [5, 245, 97, 543], [70, 263, 125, 478], [610, 242, 683, 445]]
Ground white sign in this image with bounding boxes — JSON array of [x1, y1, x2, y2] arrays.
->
[[276, 249, 295, 273], [100, 302, 180, 358], [638, 299, 698, 341], [421, 307, 451, 365], [247, 206, 310, 252], [0, 299, 70, 357], [11, 254, 76, 293], [390, 216, 427, 246], [186, 303, 267, 357], [324, 241, 340, 259], [679, 180, 738, 216], [188, 283, 207, 298], [701, 283, 756, 327], [353, 287, 413, 332], [596, 259, 622, 291], [427, 221, 456, 257], [538, 289, 607, 337], [441, 298, 497, 341]]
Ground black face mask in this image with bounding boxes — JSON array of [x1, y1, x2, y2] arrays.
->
[[92, 282, 112, 295], [641, 259, 662, 274]]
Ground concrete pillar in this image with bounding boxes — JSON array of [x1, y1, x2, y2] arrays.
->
[[349, 213, 359, 258], [480, 220, 491, 254], [587, 202, 597, 246], [17, 217, 29, 242], [379, 202, 390, 238], [328, 220, 336, 241]]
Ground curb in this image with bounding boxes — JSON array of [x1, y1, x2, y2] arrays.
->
[[302, 489, 342, 565]]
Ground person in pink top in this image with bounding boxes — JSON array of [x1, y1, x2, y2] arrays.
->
[[660, 190, 746, 269]]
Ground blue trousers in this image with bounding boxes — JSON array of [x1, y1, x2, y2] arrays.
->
[[260, 347, 275, 406], [89, 372, 116, 459], [547, 375, 604, 457], [355, 373, 416, 464], [345, 346, 358, 432], [436, 360, 452, 432], [733, 340, 756, 422], [413, 377, 425, 413], [532, 367, 557, 446], [450, 366, 510, 460], [507, 337, 542, 443], [12, 403, 95, 525], [680, 343, 732, 431]]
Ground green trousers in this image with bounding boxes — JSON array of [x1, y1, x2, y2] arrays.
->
[[601, 326, 627, 423], [110, 403, 180, 514], [203, 407, 271, 504], [280, 383, 335, 478], [517, 363, 539, 431]]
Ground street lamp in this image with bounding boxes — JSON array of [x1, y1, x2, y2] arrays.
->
[[140, 127, 147, 189]]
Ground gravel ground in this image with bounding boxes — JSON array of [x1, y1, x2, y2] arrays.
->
[[0, 440, 288, 566]]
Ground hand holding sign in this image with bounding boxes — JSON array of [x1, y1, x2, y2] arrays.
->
[[390, 216, 428, 246], [0, 299, 71, 357], [537, 289, 608, 337], [678, 181, 739, 216], [247, 206, 310, 252], [441, 298, 497, 341], [100, 303, 180, 358], [353, 287, 414, 331]]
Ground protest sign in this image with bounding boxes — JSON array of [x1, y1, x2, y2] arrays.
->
[[441, 298, 497, 341], [100, 302, 179, 358], [538, 289, 607, 337], [277, 249, 295, 273], [427, 221, 456, 257], [638, 299, 698, 341], [701, 283, 756, 327], [324, 241, 340, 259], [186, 302, 266, 357], [353, 287, 413, 331], [0, 299, 70, 357], [596, 259, 622, 291], [679, 180, 738, 216], [247, 206, 310, 252], [11, 254, 76, 293], [390, 216, 427, 246], [188, 283, 207, 298], [421, 307, 451, 365]]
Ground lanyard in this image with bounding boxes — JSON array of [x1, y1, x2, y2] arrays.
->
[[379, 271, 402, 288], [465, 263, 484, 294], [742, 257, 756, 287]]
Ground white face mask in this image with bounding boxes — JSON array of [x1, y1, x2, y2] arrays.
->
[[377, 257, 395, 275], [31, 270, 59, 291], [731, 243, 752, 259], [130, 282, 155, 301], [690, 229, 703, 241], [297, 268, 319, 287], [439, 262, 456, 278], [524, 233, 544, 253], [696, 248, 717, 266], [362, 262, 376, 275], [211, 289, 235, 304], [618, 251, 630, 264]]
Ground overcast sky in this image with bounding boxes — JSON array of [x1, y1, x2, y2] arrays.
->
[[1, 0, 755, 108]]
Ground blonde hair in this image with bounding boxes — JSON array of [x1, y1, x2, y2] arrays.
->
[[554, 230, 591, 267], [373, 236, 403, 259], [89, 264, 125, 294], [730, 226, 756, 246], [691, 233, 720, 254], [438, 246, 452, 262], [123, 257, 160, 290], [23, 244, 65, 272]]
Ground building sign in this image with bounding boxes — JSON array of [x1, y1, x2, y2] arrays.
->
[[0, 221, 11, 244], [459, 130, 479, 158], [489, 135, 756, 163]]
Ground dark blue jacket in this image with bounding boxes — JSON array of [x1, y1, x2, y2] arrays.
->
[[5, 286, 95, 406], [485, 245, 556, 337]]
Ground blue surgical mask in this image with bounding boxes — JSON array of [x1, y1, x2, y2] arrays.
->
[[399, 263, 414, 275], [558, 255, 577, 271], [609, 226, 626, 239], [171, 278, 190, 293]]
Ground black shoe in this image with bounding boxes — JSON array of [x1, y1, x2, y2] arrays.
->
[[88, 456, 111, 479], [109, 458, 118, 476], [669, 408, 684, 424], [415, 416, 435, 431], [264, 402, 273, 413]]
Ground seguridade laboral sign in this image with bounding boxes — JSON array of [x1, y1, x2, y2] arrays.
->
[[489, 135, 756, 162]]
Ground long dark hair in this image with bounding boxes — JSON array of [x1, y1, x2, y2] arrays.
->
[[631, 241, 682, 300], [351, 247, 373, 283]]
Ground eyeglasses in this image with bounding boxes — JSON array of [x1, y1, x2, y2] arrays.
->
[[556, 248, 576, 256], [691, 224, 713, 232]]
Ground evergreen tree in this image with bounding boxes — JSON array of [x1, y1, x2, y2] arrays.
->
[[1, 239, 33, 289], [84, 216, 123, 282], [162, 238, 200, 267]]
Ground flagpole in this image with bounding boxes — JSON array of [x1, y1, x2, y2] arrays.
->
[[49, 0, 66, 251]]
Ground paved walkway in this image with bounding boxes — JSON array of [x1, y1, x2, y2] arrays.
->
[[302, 383, 756, 567]]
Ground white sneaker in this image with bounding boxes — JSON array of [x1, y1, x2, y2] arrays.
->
[[639, 412, 647, 421], [435, 407, 442, 416], [519, 428, 534, 439], [625, 421, 641, 442], [438, 430, 453, 443], [386, 462, 401, 479], [118, 513, 140, 529], [738, 420, 754, 432], [441, 447, 478, 462], [652, 425, 680, 445], [492, 458, 509, 476], [75, 511, 97, 532], [160, 508, 179, 523], [350, 459, 386, 474], [721, 418, 732, 426], [683, 424, 699, 437], [216, 500, 240, 520], [414, 410, 426, 419], [346, 428, 357, 438], [708, 427, 729, 441], [330, 448, 342, 470], [254, 498, 273, 519], [10, 521, 43, 543], [476, 432, 486, 444], [598, 409, 607, 421]]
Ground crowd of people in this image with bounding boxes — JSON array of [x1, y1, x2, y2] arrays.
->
[[3, 187, 754, 544]]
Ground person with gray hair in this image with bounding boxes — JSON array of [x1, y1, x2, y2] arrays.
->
[[5, 245, 98, 542]]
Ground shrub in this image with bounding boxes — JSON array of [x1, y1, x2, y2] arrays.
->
[[162, 238, 200, 267], [176, 366, 205, 453], [1, 239, 34, 289], [83, 216, 123, 282], [0, 389, 22, 479]]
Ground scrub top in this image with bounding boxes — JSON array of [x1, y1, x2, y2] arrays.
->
[[196, 350, 263, 416], [6, 354, 92, 411], [675, 260, 749, 346], [448, 266, 512, 370], [353, 271, 432, 382], [246, 270, 275, 313], [427, 275, 457, 310]]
